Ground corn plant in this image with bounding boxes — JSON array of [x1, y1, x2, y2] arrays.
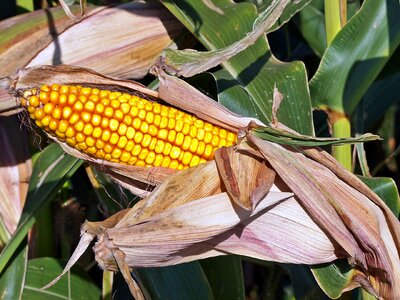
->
[[0, 0, 399, 299]]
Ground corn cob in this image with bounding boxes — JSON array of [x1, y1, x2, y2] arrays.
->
[[21, 84, 237, 170]]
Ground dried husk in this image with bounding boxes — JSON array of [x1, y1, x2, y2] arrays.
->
[[46, 146, 342, 299], [247, 135, 400, 299], [0, 1, 182, 113], [0, 115, 31, 236]]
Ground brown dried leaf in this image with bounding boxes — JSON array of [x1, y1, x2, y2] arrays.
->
[[214, 145, 275, 210]]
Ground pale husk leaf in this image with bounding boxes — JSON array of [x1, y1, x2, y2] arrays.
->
[[0, 115, 31, 236], [92, 156, 339, 269], [28, 2, 181, 79], [248, 134, 400, 299], [0, 2, 182, 113]]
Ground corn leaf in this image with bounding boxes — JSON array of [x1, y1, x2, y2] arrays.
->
[[0, 244, 28, 300], [309, 0, 400, 115], [0, 144, 81, 275], [136, 263, 214, 300], [161, 0, 314, 135], [22, 258, 100, 299], [360, 176, 400, 217], [200, 256, 244, 300]]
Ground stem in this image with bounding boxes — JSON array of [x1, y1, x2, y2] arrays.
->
[[332, 117, 352, 172], [324, 0, 342, 44], [102, 270, 114, 300], [325, 0, 351, 171]]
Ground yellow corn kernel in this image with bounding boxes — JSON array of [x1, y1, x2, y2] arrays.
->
[[86, 136, 95, 147], [125, 140, 135, 152], [59, 94, 67, 106], [170, 146, 181, 159], [96, 139, 105, 150], [92, 127, 102, 139], [154, 154, 163, 167], [182, 136, 191, 151], [145, 151, 156, 165], [118, 136, 128, 148], [182, 152, 193, 166], [81, 111, 91, 123], [138, 148, 149, 160], [126, 127, 135, 139], [141, 134, 152, 148], [118, 123, 127, 136], [91, 114, 101, 127], [132, 144, 142, 156], [132, 117, 141, 130], [120, 151, 131, 163], [204, 132, 213, 144], [84, 101, 95, 112], [109, 133, 119, 145], [43, 103, 55, 114], [120, 102, 130, 114], [140, 122, 149, 134], [154, 140, 165, 154], [101, 129, 111, 142], [58, 120, 69, 133], [175, 132, 184, 146], [76, 132, 85, 143], [111, 148, 122, 159], [109, 119, 119, 131], [148, 125, 158, 136], [83, 123, 93, 136], [161, 156, 171, 168], [189, 155, 200, 167], [134, 131, 143, 144]]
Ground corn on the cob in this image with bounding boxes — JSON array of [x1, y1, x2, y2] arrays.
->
[[21, 84, 237, 170]]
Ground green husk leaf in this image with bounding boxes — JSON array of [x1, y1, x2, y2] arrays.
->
[[251, 125, 380, 146]]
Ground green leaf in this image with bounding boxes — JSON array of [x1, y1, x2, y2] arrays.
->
[[0, 144, 82, 275], [294, 0, 326, 56], [22, 258, 100, 300], [309, 0, 400, 114], [359, 176, 400, 217], [311, 260, 355, 299], [201, 256, 244, 300], [137, 262, 213, 300], [0, 243, 28, 300], [162, 0, 314, 135], [252, 126, 379, 146]]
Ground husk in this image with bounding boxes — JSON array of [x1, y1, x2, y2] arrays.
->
[[48, 147, 342, 298], [247, 134, 400, 299], [0, 115, 31, 236], [0, 1, 182, 113]]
